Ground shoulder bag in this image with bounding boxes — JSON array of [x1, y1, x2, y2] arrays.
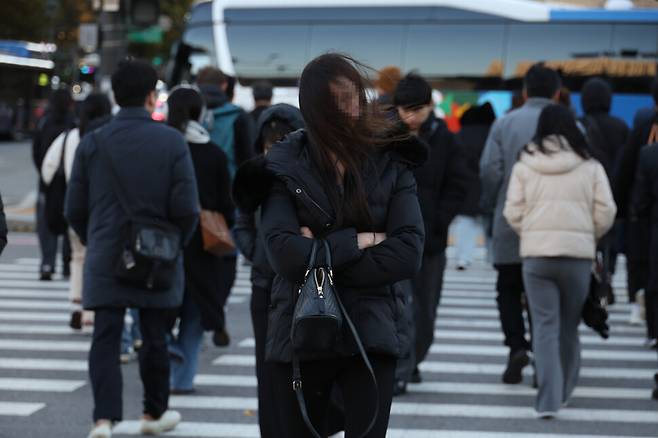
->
[[200, 208, 235, 257]]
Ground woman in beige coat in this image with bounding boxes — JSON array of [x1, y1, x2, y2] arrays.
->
[[504, 104, 616, 419]]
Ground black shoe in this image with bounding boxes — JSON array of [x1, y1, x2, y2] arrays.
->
[[40, 271, 53, 281], [411, 367, 422, 384], [213, 328, 230, 347], [652, 388, 658, 401], [62, 264, 71, 279], [171, 388, 196, 395], [654, 373, 658, 386], [69, 310, 82, 330], [393, 380, 407, 397], [502, 350, 530, 384]]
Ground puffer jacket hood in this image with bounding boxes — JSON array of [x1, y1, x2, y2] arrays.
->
[[581, 78, 612, 114], [198, 84, 228, 110], [253, 103, 304, 154], [520, 135, 585, 175]]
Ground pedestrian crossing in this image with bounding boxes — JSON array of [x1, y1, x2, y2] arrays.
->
[[1, 252, 657, 437]]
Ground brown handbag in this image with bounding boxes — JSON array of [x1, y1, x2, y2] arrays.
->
[[199, 209, 235, 257]]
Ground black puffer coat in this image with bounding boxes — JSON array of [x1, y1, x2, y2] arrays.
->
[[233, 130, 426, 363], [456, 103, 496, 216], [632, 139, 658, 290], [414, 113, 472, 254]]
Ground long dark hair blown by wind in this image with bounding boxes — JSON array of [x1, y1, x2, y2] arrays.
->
[[298, 53, 397, 228], [525, 104, 591, 160]]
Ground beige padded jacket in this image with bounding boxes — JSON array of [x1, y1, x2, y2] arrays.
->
[[503, 135, 617, 260]]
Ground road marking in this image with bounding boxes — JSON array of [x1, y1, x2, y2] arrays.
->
[[0, 401, 45, 416], [435, 318, 646, 334], [0, 299, 70, 309], [0, 323, 73, 334], [0, 358, 87, 371], [437, 307, 630, 322], [0, 311, 69, 321], [0, 289, 69, 299], [0, 279, 68, 289], [0, 339, 90, 351], [0, 378, 85, 392]]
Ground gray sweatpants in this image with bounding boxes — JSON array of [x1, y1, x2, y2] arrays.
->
[[523, 257, 591, 414]]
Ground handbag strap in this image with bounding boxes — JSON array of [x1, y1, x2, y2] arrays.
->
[[93, 131, 135, 221], [292, 240, 379, 438], [56, 129, 69, 176]]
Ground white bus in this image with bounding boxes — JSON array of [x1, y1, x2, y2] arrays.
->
[[168, 0, 658, 125]]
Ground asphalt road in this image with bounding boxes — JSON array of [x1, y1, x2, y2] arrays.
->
[[0, 234, 657, 438]]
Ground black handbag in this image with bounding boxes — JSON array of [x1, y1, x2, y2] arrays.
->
[[582, 252, 610, 339], [44, 130, 69, 235], [291, 240, 378, 438], [95, 132, 181, 291]]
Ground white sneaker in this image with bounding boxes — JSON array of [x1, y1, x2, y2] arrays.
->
[[629, 303, 643, 325], [87, 422, 112, 438], [140, 410, 181, 435], [637, 289, 646, 321], [536, 411, 557, 420]]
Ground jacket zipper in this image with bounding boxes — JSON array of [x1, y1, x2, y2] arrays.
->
[[295, 187, 334, 222]]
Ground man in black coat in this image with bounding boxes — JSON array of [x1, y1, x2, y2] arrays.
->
[[394, 73, 472, 383], [65, 60, 199, 438], [32, 88, 75, 280], [615, 77, 658, 340]]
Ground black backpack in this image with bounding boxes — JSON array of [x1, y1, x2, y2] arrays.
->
[[44, 130, 69, 235]]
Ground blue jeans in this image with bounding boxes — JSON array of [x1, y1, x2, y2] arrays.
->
[[453, 215, 482, 266], [169, 292, 204, 391], [121, 308, 141, 354]]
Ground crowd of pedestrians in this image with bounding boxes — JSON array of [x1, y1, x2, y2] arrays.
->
[[23, 52, 658, 437]]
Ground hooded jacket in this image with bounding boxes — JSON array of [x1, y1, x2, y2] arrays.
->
[[198, 84, 255, 177], [456, 103, 496, 216], [504, 135, 616, 260], [233, 129, 426, 362], [233, 104, 305, 290], [580, 78, 629, 180]]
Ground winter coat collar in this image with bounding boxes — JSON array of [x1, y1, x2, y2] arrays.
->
[[115, 107, 152, 120], [523, 97, 555, 109], [185, 120, 211, 144], [521, 135, 585, 175]]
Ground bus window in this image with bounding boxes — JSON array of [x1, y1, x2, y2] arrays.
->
[[189, 1, 212, 25], [612, 25, 658, 57], [308, 24, 405, 71], [182, 24, 217, 76], [404, 24, 506, 78], [226, 25, 310, 80], [505, 24, 613, 76]]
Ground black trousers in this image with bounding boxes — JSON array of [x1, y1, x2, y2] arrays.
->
[[271, 354, 396, 438], [495, 264, 531, 353], [250, 286, 279, 438], [217, 255, 237, 329], [413, 251, 446, 366], [89, 307, 171, 422]]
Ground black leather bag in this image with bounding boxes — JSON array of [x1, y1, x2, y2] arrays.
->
[[95, 133, 181, 291], [291, 240, 343, 354], [582, 253, 610, 339], [291, 240, 378, 438]]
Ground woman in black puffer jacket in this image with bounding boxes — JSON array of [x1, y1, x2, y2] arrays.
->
[[233, 53, 425, 437]]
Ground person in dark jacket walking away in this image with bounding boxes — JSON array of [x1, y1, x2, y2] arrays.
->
[[0, 192, 7, 256], [41, 93, 112, 331], [234, 53, 425, 437], [580, 78, 629, 314], [249, 81, 273, 126], [630, 109, 658, 399], [393, 73, 471, 385], [65, 60, 199, 438], [32, 88, 75, 280], [165, 85, 234, 394], [615, 77, 658, 345], [233, 103, 304, 437], [480, 63, 561, 384], [454, 102, 496, 270], [196, 66, 255, 347]]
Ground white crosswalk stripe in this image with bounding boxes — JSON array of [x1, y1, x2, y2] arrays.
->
[[3, 254, 658, 437]]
